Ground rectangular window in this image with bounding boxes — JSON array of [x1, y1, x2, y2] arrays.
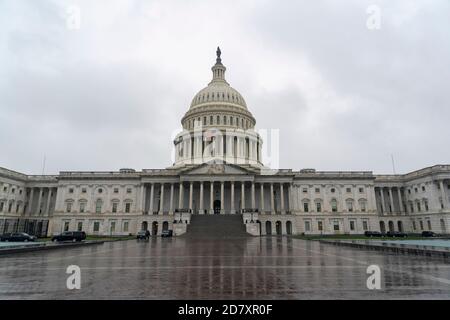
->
[[77, 221, 83, 231], [422, 186, 426, 192], [64, 221, 70, 232], [424, 201, 429, 211], [80, 202, 85, 213], [302, 188, 308, 193], [359, 187, 364, 193], [350, 220, 355, 231], [316, 202, 321, 212], [125, 203, 131, 213], [0, 202, 3, 212], [126, 188, 132, 194], [66, 202, 72, 213], [410, 204, 414, 213], [69, 188, 74, 193], [81, 188, 87, 193], [93, 221, 100, 232], [346, 188, 351, 193], [315, 188, 320, 193], [305, 221, 311, 232], [419, 220, 424, 230], [318, 221, 323, 231], [333, 221, 340, 231], [110, 221, 116, 233], [362, 221, 368, 231], [303, 202, 309, 212], [112, 202, 118, 213], [123, 221, 129, 232], [114, 188, 119, 193], [417, 202, 421, 212], [427, 220, 431, 230], [412, 220, 416, 230]]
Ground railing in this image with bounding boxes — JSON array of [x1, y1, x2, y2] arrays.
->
[[175, 208, 192, 213]]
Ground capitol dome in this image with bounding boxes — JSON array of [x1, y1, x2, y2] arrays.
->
[[181, 47, 255, 130], [174, 47, 263, 169]]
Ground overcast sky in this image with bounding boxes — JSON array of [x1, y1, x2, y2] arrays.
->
[[1, 0, 449, 175]]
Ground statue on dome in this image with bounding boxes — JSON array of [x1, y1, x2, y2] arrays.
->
[[216, 46, 221, 59]]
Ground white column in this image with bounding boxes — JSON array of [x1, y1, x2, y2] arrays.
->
[[149, 183, 154, 214], [241, 182, 245, 213], [139, 184, 145, 212], [189, 182, 193, 213], [270, 183, 275, 214], [397, 188, 404, 213], [388, 187, 395, 213], [178, 182, 184, 209], [379, 187, 386, 213], [280, 183, 285, 213], [36, 188, 43, 216], [159, 184, 164, 215], [231, 182, 235, 214], [440, 180, 447, 209], [260, 184, 265, 213], [169, 183, 174, 214], [199, 182, 204, 214], [220, 182, 224, 214], [251, 182, 255, 209], [45, 188, 52, 215], [288, 184, 292, 213], [210, 181, 214, 214]]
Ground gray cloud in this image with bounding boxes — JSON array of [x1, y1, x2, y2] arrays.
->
[[0, 0, 449, 175]]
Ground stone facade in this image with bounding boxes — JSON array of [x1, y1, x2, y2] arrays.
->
[[1, 49, 449, 237]]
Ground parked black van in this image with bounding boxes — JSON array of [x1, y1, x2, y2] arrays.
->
[[51, 231, 86, 242]]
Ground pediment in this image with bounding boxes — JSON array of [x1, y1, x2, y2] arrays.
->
[[180, 162, 253, 175]]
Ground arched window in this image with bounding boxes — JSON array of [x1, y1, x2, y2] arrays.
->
[[95, 199, 103, 213], [65, 200, 74, 213], [346, 199, 354, 212], [358, 199, 367, 212], [331, 199, 338, 212]]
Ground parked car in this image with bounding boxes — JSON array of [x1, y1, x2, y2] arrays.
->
[[136, 230, 149, 240], [0, 232, 36, 242], [421, 231, 438, 237], [364, 231, 383, 237], [386, 231, 408, 238], [51, 231, 86, 242], [161, 230, 173, 237]]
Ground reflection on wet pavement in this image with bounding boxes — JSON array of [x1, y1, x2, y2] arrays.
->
[[0, 237, 449, 299]]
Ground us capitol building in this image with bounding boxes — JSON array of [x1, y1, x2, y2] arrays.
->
[[1, 49, 449, 237]]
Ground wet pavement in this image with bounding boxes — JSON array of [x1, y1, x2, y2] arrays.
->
[[0, 237, 449, 299]]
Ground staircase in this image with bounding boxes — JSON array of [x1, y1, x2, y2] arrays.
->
[[185, 215, 249, 239]]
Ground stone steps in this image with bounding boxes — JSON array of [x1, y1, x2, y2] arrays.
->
[[186, 214, 248, 239]]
